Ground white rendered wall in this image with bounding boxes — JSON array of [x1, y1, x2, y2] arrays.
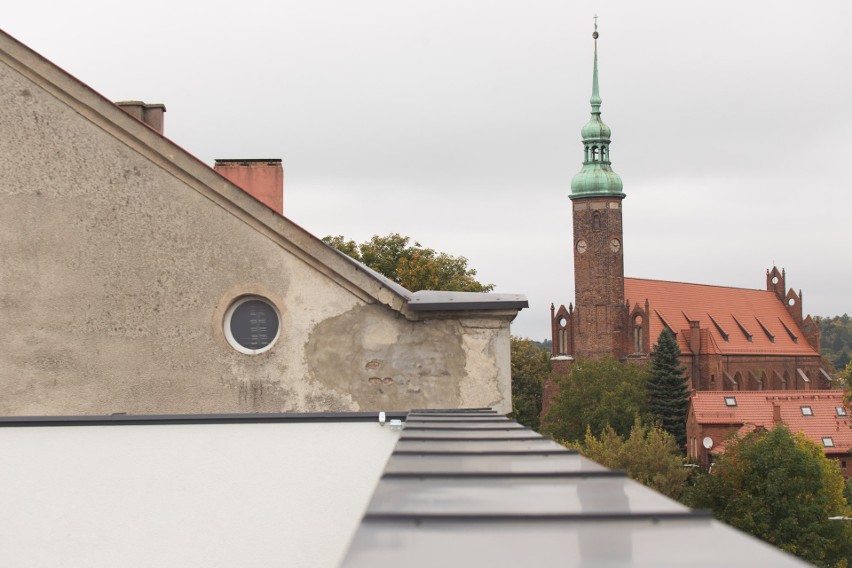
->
[[0, 421, 399, 567]]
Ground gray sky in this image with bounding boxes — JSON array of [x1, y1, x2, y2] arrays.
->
[[4, 1, 851, 340]]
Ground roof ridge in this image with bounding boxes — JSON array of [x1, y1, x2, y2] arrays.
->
[[625, 276, 771, 294]]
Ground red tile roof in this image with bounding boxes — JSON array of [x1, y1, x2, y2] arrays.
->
[[624, 278, 818, 356], [691, 391, 852, 455]]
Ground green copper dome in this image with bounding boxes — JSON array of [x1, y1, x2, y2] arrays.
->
[[570, 27, 624, 200], [581, 115, 612, 139]]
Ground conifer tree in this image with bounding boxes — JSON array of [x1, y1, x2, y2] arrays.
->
[[648, 329, 690, 449]]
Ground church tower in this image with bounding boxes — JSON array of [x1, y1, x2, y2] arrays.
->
[[569, 23, 626, 359]]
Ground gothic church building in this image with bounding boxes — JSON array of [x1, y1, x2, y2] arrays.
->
[[549, 29, 826, 395]]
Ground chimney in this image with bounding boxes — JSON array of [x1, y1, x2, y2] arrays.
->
[[214, 159, 284, 215], [115, 101, 166, 134], [773, 403, 782, 424]]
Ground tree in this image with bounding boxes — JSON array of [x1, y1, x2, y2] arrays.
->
[[572, 417, 691, 500], [509, 337, 551, 430], [686, 425, 852, 566], [322, 233, 494, 292], [843, 361, 852, 409], [542, 357, 650, 443], [648, 328, 690, 450], [821, 314, 852, 370]]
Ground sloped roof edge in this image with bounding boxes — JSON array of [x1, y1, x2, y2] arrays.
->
[[0, 28, 528, 320], [328, 248, 528, 316], [0, 29, 404, 314]]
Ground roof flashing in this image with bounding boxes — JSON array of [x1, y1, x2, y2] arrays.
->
[[407, 290, 528, 312]]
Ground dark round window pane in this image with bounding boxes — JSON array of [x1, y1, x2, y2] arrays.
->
[[229, 299, 279, 350]]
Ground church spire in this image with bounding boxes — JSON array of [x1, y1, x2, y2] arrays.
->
[[570, 18, 624, 200], [590, 16, 601, 112]]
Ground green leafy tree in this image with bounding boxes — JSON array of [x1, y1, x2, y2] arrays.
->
[[821, 314, 852, 370], [509, 337, 551, 430], [542, 357, 650, 443], [322, 233, 494, 292], [571, 417, 691, 500], [842, 361, 852, 409], [686, 425, 852, 566], [648, 329, 690, 450]]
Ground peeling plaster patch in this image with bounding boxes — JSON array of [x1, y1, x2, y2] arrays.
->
[[459, 326, 502, 409], [305, 304, 467, 411], [361, 318, 401, 350]]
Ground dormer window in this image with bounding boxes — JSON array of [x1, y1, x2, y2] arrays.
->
[[800, 406, 813, 416], [724, 397, 737, 407], [837, 407, 848, 417], [823, 437, 835, 448]]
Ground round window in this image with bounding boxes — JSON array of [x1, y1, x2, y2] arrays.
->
[[224, 296, 281, 354]]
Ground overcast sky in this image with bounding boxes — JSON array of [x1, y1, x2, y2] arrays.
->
[[4, 1, 851, 340]]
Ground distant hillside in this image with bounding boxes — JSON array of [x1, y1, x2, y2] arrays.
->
[[820, 314, 851, 370]]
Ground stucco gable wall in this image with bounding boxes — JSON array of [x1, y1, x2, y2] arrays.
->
[[0, 56, 512, 415]]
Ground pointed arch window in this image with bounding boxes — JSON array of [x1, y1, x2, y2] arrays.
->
[[592, 211, 601, 230], [633, 314, 644, 354], [556, 316, 569, 356]]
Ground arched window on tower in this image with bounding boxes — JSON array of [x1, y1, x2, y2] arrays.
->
[[601, 146, 607, 162], [557, 316, 569, 355], [592, 211, 601, 230], [633, 315, 644, 354], [591, 146, 599, 161]]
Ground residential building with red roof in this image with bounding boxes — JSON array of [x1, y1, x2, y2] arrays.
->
[[687, 391, 852, 476], [544, 30, 827, 413]]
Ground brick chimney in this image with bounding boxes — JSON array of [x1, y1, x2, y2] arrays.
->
[[214, 159, 284, 215], [115, 101, 166, 134]]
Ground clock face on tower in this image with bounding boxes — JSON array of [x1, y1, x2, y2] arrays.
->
[[610, 238, 621, 253], [576, 240, 588, 254]]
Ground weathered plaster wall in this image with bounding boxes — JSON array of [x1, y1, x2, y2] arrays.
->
[[305, 306, 511, 411], [0, 56, 513, 415]]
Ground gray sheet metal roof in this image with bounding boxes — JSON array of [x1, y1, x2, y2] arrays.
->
[[407, 290, 529, 311], [340, 408, 809, 567]]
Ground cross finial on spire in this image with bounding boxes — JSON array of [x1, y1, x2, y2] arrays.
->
[[593, 15, 599, 39]]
